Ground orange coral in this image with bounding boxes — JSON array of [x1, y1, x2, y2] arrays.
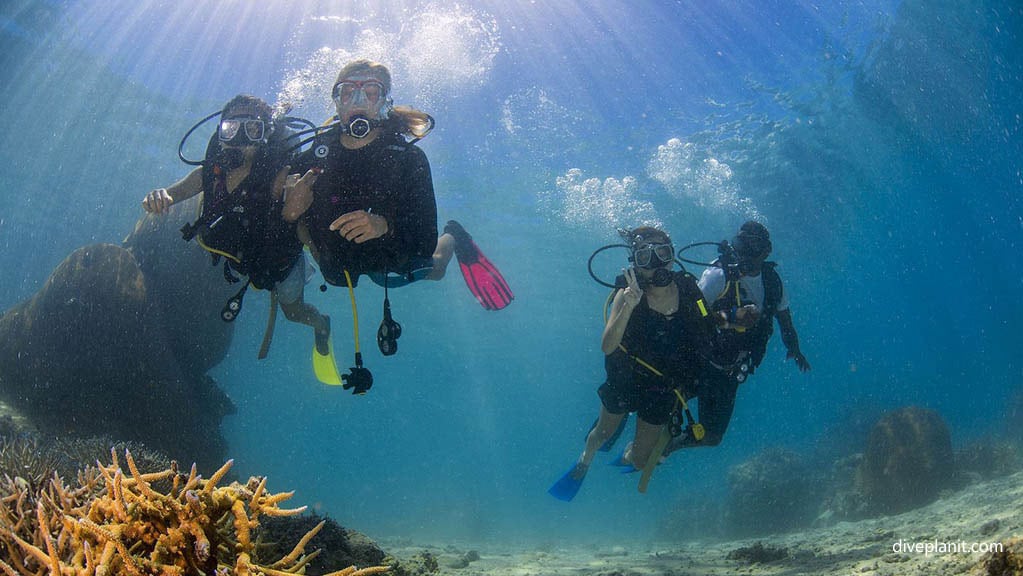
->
[[0, 448, 391, 576]]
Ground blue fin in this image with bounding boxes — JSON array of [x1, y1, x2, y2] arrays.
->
[[548, 463, 588, 502], [609, 452, 640, 474]]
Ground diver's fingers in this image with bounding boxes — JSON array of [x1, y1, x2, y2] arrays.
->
[[298, 168, 320, 187], [625, 268, 640, 291], [329, 210, 359, 232], [143, 189, 171, 214], [157, 192, 170, 213], [331, 210, 385, 243], [287, 169, 319, 195], [330, 211, 368, 242]]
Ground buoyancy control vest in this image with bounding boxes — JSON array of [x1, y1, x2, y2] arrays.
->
[[605, 271, 716, 392], [295, 128, 438, 286], [708, 261, 783, 372], [181, 133, 303, 290]]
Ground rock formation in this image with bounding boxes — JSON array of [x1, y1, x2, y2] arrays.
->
[[858, 406, 954, 515], [0, 198, 238, 471]]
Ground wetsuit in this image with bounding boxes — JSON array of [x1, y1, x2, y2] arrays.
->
[[185, 148, 302, 291], [598, 271, 715, 425], [679, 262, 786, 446], [291, 129, 438, 286]]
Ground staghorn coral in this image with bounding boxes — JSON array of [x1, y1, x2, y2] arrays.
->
[[0, 435, 62, 496], [49, 435, 173, 485], [0, 448, 391, 576]]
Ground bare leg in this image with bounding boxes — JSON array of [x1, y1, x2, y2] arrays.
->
[[426, 232, 455, 280], [279, 296, 328, 332], [628, 417, 666, 469], [580, 407, 627, 468]]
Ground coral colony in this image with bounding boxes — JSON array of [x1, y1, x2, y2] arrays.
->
[[0, 449, 390, 576]]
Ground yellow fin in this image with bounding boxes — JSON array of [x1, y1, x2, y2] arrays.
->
[[313, 338, 343, 386]]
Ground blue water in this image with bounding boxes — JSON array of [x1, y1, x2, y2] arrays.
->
[[1, 0, 1020, 546]]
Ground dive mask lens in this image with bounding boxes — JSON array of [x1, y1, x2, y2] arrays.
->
[[242, 119, 265, 141], [633, 247, 653, 268], [219, 119, 241, 141], [653, 243, 674, 264]]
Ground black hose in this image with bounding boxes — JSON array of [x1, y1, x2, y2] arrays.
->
[[177, 110, 222, 166], [587, 244, 631, 288]]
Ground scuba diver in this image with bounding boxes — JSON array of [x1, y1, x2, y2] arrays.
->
[[141, 94, 331, 363], [282, 59, 513, 394], [548, 226, 718, 501], [663, 220, 811, 456]]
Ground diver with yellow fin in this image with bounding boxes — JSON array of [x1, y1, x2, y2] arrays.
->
[[142, 95, 333, 379], [548, 226, 717, 501], [282, 59, 513, 394]]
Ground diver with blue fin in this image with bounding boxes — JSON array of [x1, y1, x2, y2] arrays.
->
[[661, 221, 811, 457], [548, 226, 717, 501], [281, 60, 513, 394], [142, 94, 333, 376]]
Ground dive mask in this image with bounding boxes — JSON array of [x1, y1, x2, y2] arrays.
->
[[332, 79, 386, 106], [218, 116, 266, 146], [633, 242, 674, 269], [733, 234, 771, 273]]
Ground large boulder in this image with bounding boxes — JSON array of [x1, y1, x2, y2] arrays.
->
[[123, 196, 237, 374], [723, 447, 821, 537], [0, 198, 239, 471], [858, 406, 953, 515]]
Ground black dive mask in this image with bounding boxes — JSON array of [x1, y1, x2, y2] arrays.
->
[[217, 147, 246, 170], [732, 233, 771, 275], [343, 114, 379, 139], [632, 242, 674, 269]]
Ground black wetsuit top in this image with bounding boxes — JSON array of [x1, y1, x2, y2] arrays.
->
[[292, 129, 438, 286], [605, 271, 716, 394], [188, 150, 302, 290]]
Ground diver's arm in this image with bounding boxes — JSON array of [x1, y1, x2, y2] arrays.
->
[[142, 166, 202, 213], [271, 165, 290, 201], [601, 269, 643, 355], [387, 144, 438, 255], [776, 308, 810, 371]]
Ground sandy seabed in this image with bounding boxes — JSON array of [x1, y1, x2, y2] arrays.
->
[[382, 471, 1023, 576]]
